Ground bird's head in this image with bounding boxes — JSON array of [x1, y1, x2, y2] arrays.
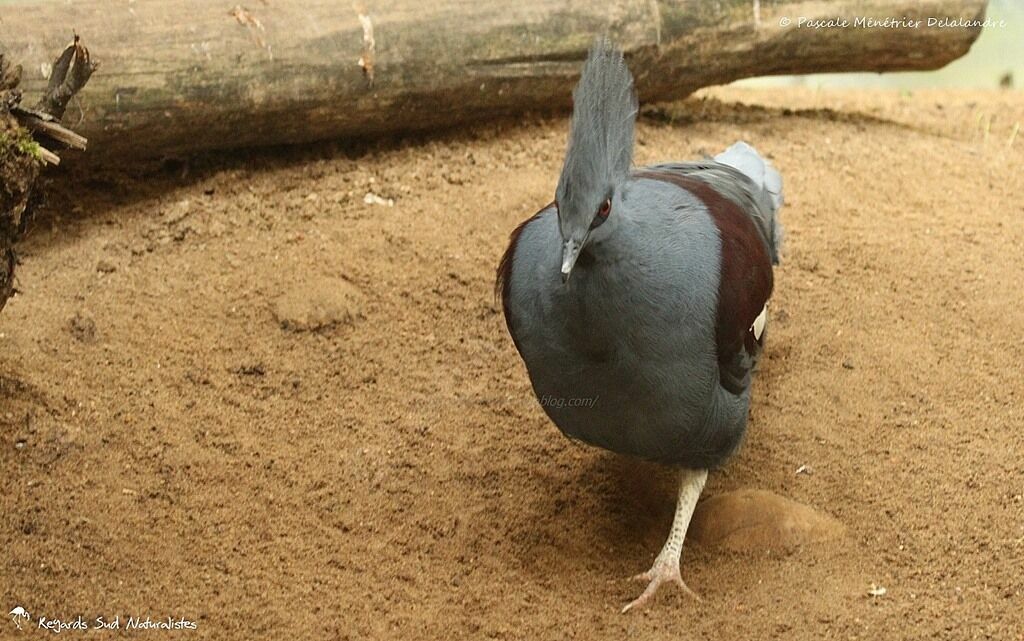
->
[[555, 38, 638, 283]]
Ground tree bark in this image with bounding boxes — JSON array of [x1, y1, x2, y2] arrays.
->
[[1, 41, 93, 313], [0, 110, 41, 314], [0, 0, 987, 159]]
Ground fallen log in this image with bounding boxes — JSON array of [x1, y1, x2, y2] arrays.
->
[[0, 0, 987, 159]]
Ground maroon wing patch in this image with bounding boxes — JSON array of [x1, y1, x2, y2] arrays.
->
[[635, 171, 774, 392]]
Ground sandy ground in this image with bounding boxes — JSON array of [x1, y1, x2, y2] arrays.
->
[[2, 87, 1023, 640]]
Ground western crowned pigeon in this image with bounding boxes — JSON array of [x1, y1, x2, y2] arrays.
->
[[496, 39, 783, 612]]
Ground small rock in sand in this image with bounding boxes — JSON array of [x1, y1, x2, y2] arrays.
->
[[689, 489, 845, 553], [272, 277, 364, 331], [67, 313, 97, 343], [363, 192, 394, 207]]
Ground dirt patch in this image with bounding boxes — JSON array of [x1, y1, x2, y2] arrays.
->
[[1, 87, 1022, 639], [272, 277, 364, 332]]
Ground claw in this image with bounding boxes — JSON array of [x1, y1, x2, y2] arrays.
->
[[621, 561, 701, 613]]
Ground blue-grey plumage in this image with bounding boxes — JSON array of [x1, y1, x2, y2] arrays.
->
[[495, 37, 783, 611], [506, 181, 729, 467], [499, 47, 782, 469]]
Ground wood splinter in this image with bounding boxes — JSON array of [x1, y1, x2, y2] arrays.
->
[[8, 34, 97, 163]]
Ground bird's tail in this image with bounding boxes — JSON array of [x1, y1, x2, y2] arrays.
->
[[715, 141, 784, 264]]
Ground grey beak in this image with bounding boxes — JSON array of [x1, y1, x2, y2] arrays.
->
[[561, 238, 583, 283]]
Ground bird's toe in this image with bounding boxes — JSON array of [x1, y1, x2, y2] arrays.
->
[[621, 561, 700, 613]]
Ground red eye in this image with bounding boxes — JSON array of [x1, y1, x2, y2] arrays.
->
[[590, 198, 611, 230]]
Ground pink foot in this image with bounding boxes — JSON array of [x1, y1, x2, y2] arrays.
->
[[621, 558, 701, 613]]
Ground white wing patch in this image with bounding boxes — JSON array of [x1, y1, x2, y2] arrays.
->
[[751, 305, 767, 341]]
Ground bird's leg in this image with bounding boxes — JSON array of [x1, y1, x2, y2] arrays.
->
[[622, 467, 708, 613]]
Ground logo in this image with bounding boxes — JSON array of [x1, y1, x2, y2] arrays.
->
[[9, 607, 30, 631], [7, 605, 197, 633]]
